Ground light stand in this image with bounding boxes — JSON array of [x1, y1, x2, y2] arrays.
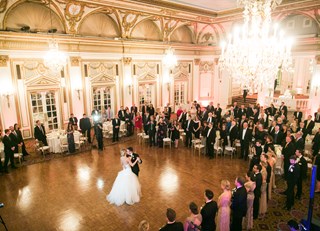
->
[[0, 203, 8, 231]]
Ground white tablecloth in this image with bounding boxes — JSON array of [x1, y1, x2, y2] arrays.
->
[[47, 135, 67, 153]]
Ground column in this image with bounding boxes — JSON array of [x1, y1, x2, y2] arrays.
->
[[309, 56, 320, 115], [123, 57, 133, 107]]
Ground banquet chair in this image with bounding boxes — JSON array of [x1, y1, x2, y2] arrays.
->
[[194, 144, 205, 156], [35, 140, 50, 157], [191, 138, 201, 151], [59, 139, 69, 153], [224, 138, 236, 159], [214, 139, 223, 158], [142, 134, 149, 144], [14, 153, 23, 165], [163, 131, 172, 149]]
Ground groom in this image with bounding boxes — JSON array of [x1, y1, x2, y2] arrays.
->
[[127, 147, 142, 177]]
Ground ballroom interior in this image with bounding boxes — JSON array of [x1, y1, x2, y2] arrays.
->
[[0, 0, 320, 230]]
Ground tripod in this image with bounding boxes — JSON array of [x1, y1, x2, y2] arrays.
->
[[0, 215, 8, 231]]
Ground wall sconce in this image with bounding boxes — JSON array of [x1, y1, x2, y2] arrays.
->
[[311, 72, 320, 97], [75, 88, 82, 100], [2, 92, 12, 108], [125, 74, 133, 95]]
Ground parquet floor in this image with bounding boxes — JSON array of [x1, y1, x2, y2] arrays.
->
[[0, 139, 317, 231]]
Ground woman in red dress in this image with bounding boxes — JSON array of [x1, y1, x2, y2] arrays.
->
[[135, 112, 143, 133]]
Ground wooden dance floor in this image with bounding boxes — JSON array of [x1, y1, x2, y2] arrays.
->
[[0, 139, 311, 230]]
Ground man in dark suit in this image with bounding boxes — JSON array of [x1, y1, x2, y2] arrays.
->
[[206, 122, 216, 159], [314, 108, 320, 122], [142, 112, 150, 134], [295, 131, 305, 151], [178, 109, 187, 128], [239, 122, 252, 160], [127, 147, 142, 177], [312, 127, 320, 156], [282, 135, 296, 180], [130, 103, 138, 116], [79, 114, 92, 143], [148, 116, 156, 147], [112, 114, 120, 142], [243, 89, 248, 102], [34, 120, 48, 146], [246, 104, 254, 118], [304, 115, 315, 137], [252, 164, 262, 219], [295, 149, 307, 200], [9, 126, 19, 154], [266, 104, 277, 117], [273, 125, 284, 145], [69, 113, 78, 129], [117, 106, 126, 121], [293, 107, 303, 124], [13, 123, 29, 156], [200, 189, 218, 231], [159, 208, 183, 231], [279, 102, 288, 117], [231, 176, 247, 231], [94, 120, 103, 151], [214, 104, 222, 122], [285, 155, 300, 210], [249, 140, 263, 171], [184, 115, 194, 148], [2, 129, 17, 173], [238, 105, 247, 119], [229, 120, 238, 147]]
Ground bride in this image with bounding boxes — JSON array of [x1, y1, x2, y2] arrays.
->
[[107, 149, 141, 206]]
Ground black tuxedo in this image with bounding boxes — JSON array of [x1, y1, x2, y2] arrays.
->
[[268, 126, 275, 136], [148, 106, 155, 116], [254, 129, 267, 145], [239, 128, 252, 160], [279, 105, 288, 117], [286, 164, 300, 210], [246, 107, 254, 118], [159, 222, 183, 231], [9, 132, 19, 153], [34, 125, 48, 146], [118, 110, 126, 121], [130, 153, 142, 177], [200, 200, 218, 231], [312, 132, 320, 156], [296, 156, 307, 199], [112, 118, 120, 142], [2, 135, 16, 170], [238, 108, 247, 119], [282, 142, 296, 179], [304, 119, 315, 136], [184, 119, 194, 147], [69, 116, 78, 126], [206, 128, 216, 158], [14, 129, 29, 156], [179, 112, 187, 127], [142, 114, 150, 134], [214, 107, 222, 121], [253, 172, 262, 219], [130, 106, 137, 116], [295, 137, 305, 151], [79, 117, 91, 143], [294, 111, 303, 123], [267, 106, 277, 116], [273, 131, 284, 145], [231, 186, 247, 231], [229, 125, 238, 146]]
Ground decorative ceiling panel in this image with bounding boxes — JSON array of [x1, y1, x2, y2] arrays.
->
[[161, 0, 238, 11]]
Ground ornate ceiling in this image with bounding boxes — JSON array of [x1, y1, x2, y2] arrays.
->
[[161, 0, 238, 12]]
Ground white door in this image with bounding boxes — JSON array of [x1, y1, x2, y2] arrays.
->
[[92, 86, 115, 112], [30, 91, 61, 131], [138, 84, 156, 110], [174, 81, 187, 111]]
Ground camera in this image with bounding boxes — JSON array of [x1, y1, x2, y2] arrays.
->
[[0, 203, 4, 208]]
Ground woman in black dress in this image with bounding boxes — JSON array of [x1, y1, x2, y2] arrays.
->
[[171, 120, 180, 148], [67, 122, 76, 153], [193, 116, 201, 139], [157, 118, 167, 147]]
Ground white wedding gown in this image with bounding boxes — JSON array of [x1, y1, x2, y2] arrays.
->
[[106, 158, 141, 206]]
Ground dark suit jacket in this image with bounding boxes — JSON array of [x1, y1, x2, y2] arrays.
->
[[239, 128, 252, 146], [9, 132, 19, 152], [34, 125, 47, 143], [314, 112, 320, 122], [130, 106, 137, 115], [297, 156, 307, 180], [246, 107, 254, 118], [282, 142, 296, 172], [2, 135, 15, 154], [229, 126, 239, 143], [131, 153, 142, 176], [112, 118, 121, 130], [294, 111, 303, 123], [184, 120, 194, 134], [273, 131, 284, 145], [238, 108, 247, 119], [200, 200, 218, 231], [279, 105, 288, 117], [231, 186, 247, 217], [159, 222, 184, 231], [287, 164, 300, 187], [312, 132, 320, 150], [118, 110, 125, 121], [267, 106, 277, 116], [304, 120, 315, 135], [79, 117, 91, 131], [295, 138, 305, 151], [69, 117, 78, 125], [206, 128, 216, 145], [253, 172, 262, 198]]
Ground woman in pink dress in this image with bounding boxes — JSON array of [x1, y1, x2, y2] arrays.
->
[[135, 112, 143, 133], [217, 180, 232, 231], [184, 202, 202, 231], [244, 171, 256, 231]]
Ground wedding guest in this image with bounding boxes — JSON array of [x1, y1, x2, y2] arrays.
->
[[219, 123, 228, 151], [148, 116, 156, 147], [295, 149, 307, 200], [66, 123, 75, 153], [184, 115, 194, 148], [282, 136, 296, 180], [231, 176, 247, 231], [217, 180, 231, 231], [193, 116, 201, 139], [176, 106, 183, 120], [293, 107, 303, 124], [9, 126, 19, 155], [130, 103, 138, 116], [249, 140, 262, 172], [157, 117, 167, 148], [34, 120, 48, 146], [304, 115, 315, 137], [252, 164, 262, 219], [285, 156, 300, 210], [138, 220, 149, 231], [148, 104, 155, 116], [273, 125, 284, 145], [79, 113, 92, 143], [315, 108, 320, 122], [200, 189, 218, 231], [112, 114, 120, 142], [69, 113, 78, 129], [266, 145, 277, 193], [263, 135, 274, 153], [312, 127, 320, 156], [206, 122, 216, 159], [159, 208, 183, 231], [171, 120, 180, 148], [118, 106, 126, 121], [314, 152, 320, 192], [94, 120, 103, 151], [239, 122, 252, 160], [135, 112, 143, 133], [2, 129, 17, 173], [184, 202, 202, 231], [259, 160, 268, 218], [279, 102, 288, 117], [105, 106, 114, 121], [229, 120, 238, 147], [245, 171, 256, 231]]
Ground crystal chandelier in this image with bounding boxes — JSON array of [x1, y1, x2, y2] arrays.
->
[[44, 39, 67, 72], [163, 47, 177, 69], [219, 0, 293, 91], [43, 0, 67, 72]]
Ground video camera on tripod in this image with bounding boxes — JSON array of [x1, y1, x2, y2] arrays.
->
[[0, 203, 8, 231]]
